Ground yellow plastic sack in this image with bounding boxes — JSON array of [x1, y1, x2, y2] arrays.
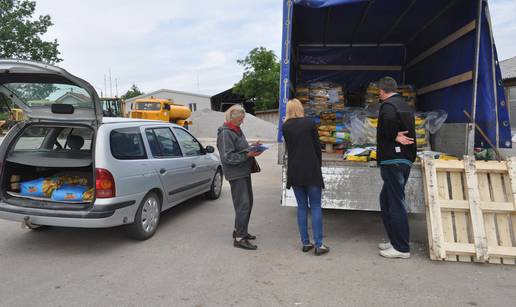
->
[[346, 155, 368, 162], [370, 150, 377, 160], [415, 128, 426, 135], [439, 154, 459, 161], [318, 125, 336, 132], [83, 188, 94, 201], [416, 138, 428, 146], [368, 118, 378, 128], [318, 130, 332, 137], [415, 117, 426, 126]]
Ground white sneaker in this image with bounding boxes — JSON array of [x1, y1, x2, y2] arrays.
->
[[378, 242, 392, 250], [379, 247, 410, 259]]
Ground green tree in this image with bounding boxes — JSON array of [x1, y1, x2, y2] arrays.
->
[[0, 0, 62, 63], [122, 84, 144, 100], [233, 47, 280, 111]]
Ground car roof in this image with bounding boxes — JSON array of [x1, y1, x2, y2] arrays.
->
[[101, 117, 182, 128]]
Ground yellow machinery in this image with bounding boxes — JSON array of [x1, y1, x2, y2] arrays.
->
[[100, 97, 126, 117], [130, 98, 192, 127]]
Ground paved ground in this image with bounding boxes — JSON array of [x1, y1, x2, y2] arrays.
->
[[1, 143, 516, 307]]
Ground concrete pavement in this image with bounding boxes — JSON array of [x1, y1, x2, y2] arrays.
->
[[0, 143, 515, 306]]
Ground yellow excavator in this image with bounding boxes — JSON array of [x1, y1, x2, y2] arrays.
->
[[130, 97, 192, 128]]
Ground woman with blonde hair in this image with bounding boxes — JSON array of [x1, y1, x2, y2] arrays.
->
[[217, 104, 262, 250], [282, 98, 329, 255]]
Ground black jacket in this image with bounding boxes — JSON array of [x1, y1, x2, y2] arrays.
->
[[282, 117, 324, 189], [376, 94, 417, 165]]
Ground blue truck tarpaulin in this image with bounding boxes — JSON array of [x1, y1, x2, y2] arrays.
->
[[278, 0, 511, 149]]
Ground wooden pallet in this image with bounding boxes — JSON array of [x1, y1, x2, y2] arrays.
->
[[422, 156, 516, 264]]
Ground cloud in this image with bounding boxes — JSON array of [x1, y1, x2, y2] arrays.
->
[[33, 0, 515, 97], [490, 0, 516, 60], [35, 0, 283, 96]]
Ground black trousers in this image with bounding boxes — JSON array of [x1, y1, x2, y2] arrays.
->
[[380, 164, 411, 253], [229, 176, 253, 238]]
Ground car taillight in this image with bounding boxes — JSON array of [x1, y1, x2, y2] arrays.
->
[[96, 168, 115, 198]]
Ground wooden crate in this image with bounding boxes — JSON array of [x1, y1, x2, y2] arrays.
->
[[422, 156, 516, 264]]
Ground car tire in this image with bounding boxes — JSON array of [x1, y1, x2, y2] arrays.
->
[[205, 168, 223, 200], [127, 192, 161, 240]]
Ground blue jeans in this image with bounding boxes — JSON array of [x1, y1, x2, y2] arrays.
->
[[292, 186, 323, 248], [380, 164, 411, 253]]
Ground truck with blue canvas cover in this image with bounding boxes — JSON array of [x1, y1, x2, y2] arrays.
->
[[278, 0, 510, 212]]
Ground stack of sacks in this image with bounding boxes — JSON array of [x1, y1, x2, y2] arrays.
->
[[309, 82, 345, 112], [20, 175, 93, 202], [318, 122, 352, 147], [397, 85, 417, 109], [415, 116, 428, 149], [365, 82, 380, 107]]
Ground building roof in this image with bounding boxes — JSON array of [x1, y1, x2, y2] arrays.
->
[[501, 56, 516, 81], [125, 88, 210, 103]]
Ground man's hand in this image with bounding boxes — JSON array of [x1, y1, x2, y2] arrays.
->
[[248, 151, 262, 157], [395, 131, 415, 145]]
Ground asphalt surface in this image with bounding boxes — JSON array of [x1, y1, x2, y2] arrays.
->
[[1, 142, 516, 307]]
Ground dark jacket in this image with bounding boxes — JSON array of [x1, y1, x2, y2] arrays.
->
[[217, 125, 253, 181], [282, 117, 324, 189], [376, 94, 417, 165]]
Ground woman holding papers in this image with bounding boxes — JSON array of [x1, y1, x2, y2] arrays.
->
[[282, 99, 329, 255], [216, 105, 262, 250]]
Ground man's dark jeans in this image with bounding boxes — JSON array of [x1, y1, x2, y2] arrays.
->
[[380, 164, 411, 253]]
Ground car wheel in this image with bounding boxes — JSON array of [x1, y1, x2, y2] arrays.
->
[[127, 192, 161, 240], [205, 168, 223, 200]]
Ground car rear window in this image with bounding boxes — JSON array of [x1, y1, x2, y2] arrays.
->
[[13, 126, 93, 151], [110, 127, 147, 160]]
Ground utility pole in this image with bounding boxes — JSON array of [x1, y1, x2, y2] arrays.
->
[[109, 68, 113, 97], [115, 78, 118, 97], [104, 75, 107, 98]]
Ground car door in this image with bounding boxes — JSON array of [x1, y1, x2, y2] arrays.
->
[[143, 126, 195, 207], [172, 127, 213, 194]]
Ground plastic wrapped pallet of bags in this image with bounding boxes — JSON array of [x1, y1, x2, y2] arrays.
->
[[350, 113, 377, 146], [20, 176, 61, 198]]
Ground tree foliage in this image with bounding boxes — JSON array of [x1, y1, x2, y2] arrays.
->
[[233, 47, 280, 111], [122, 84, 144, 100], [0, 0, 62, 63]]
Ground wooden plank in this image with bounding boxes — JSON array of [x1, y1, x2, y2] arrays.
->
[[450, 172, 472, 262], [443, 242, 476, 256], [477, 172, 500, 264], [417, 71, 473, 96], [464, 156, 488, 262], [437, 171, 457, 261], [488, 246, 516, 259], [422, 160, 438, 260], [440, 200, 515, 212], [506, 157, 516, 209], [407, 20, 477, 69], [490, 173, 515, 264], [423, 159, 446, 259], [431, 158, 508, 173], [475, 161, 508, 173], [505, 158, 516, 261]]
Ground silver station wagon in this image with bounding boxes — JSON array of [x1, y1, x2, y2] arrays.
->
[[0, 59, 223, 240]]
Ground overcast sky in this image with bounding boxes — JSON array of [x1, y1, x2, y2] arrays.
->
[[35, 0, 515, 97]]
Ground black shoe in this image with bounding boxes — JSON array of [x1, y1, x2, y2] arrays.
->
[[302, 243, 314, 252], [314, 244, 330, 256], [233, 239, 257, 250], [233, 230, 256, 240]]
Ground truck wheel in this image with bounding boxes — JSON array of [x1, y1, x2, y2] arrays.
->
[[127, 192, 161, 240], [205, 168, 223, 200]]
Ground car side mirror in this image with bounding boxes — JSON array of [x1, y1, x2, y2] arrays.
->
[[205, 145, 215, 153]]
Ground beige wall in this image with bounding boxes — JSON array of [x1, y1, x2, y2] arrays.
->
[[255, 110, 279, 125]]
